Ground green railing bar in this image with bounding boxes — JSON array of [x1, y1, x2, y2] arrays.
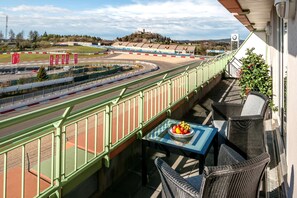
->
[[116, 105, 119, 143], [74, 122, 78, 171], [105, 105, 111, 156], [21, 145, 25, 198], [122, 102, 123, 140], [0, 59, 207, 143], [0, 127, 54, 154], [0, 60, 200, 130], [51, 132, 54, 187], [3, 152, 7, 198], [94, 113, 98, 157], [85, 118, 88, 164], [128, 100, 131, 135], [0, 119, 59, 149], [37, 138, 41, 196], [62, 126, 66, 179], [133, 97, 136, 131], [53, 106, 73, 198], [0, 52, 233, 198]]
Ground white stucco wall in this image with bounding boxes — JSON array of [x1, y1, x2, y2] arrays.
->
[[227, 32, 268, 77], [286, 10, 297, 197], [235, 32, 268, 62], [269, 5, 297, 197], [270, 10, 281, 121]]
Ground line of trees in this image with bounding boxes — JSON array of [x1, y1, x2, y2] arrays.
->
[[0, 29, 102, 52], [116, 32, 172, 44]]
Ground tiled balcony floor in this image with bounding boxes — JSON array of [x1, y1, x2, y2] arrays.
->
[[99, 78, 283, 198]]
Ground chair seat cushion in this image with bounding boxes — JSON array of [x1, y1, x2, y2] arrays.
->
[[241, 94, 265, 116], [185, 175, 205, 192], [212, 120, 228, 138]]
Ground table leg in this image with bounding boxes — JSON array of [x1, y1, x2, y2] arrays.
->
[[142, 140, 148, 185], [199, 155, 205, 174]]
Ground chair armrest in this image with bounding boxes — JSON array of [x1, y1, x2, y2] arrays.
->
[[228, 115, 265, 158], [154, 158, 204, 197], [212, 102, 243, 120]]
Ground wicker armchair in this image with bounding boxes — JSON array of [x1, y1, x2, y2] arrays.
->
[[155, 144, 270, 198], [211, 91, 269, 158]]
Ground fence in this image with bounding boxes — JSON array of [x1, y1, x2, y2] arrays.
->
[[0, 52, 233, 198], [0, 61, 156, 109]]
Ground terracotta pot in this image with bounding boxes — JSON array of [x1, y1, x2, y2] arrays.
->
[[245, 87, 251, 95]]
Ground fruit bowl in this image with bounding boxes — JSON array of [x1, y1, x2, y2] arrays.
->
[[168, 121, 195, 142], [168, 128, 195, 142]]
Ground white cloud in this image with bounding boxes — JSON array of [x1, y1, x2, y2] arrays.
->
[[0, 1, 248, 40], [4, 5, 69, 13]]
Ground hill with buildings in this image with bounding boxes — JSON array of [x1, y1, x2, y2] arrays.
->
[[115, 29, 172, 44]]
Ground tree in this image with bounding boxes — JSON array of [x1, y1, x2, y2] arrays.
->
[[0, 31, 3, 40], [16, 31, 25, 49], [37, 41, 51, 48], [37, 66, 48, 81], [16, 31, 24, 40], [8, 29, 15, 40], [18, 40, 31, 51], [43, 31, 48, 37], [29, 30, 39, 42]]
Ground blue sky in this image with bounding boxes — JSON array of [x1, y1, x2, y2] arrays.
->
[[0, 0, 249, 40]]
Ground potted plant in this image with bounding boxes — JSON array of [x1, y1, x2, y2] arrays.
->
[[239, 48, 275, 109]]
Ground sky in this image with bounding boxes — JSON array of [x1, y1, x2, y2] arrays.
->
[[0, 0, 249, 40]]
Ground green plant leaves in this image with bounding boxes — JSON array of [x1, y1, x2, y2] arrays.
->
[[239, 48, 275, 109]]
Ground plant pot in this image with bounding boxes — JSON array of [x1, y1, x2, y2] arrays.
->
[[245, 87, 251, 95]]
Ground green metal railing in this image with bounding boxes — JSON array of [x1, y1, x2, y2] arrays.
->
[[0, 52, 233, 198]]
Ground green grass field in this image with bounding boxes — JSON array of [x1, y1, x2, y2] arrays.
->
[[0, 46, 107, 64], [47, 46, 106, 53]]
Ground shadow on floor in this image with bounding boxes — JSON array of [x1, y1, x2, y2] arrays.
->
[[99, 78, 241, 198]]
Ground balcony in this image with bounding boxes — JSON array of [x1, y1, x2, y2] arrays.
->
[[0, 52, 285, 197]]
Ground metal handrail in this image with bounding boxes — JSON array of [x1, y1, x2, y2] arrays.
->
[[0, 51, 233, 198]]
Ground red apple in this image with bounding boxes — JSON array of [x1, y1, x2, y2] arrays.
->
[[172, 125, 176, 133]]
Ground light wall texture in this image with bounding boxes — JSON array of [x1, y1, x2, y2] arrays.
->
[[286, 7, 297, 197]]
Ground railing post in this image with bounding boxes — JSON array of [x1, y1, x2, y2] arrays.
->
[[195, 67, 198, 91], [138, 90, 144, 129], [52, 106, 73, 198], [186, 68, 189, 96], [202, 66, 205, 86], [167, 79, 172, 117], [103, 104, 111, 167]]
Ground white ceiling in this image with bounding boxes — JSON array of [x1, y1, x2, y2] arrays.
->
[[238, 0, 274, 30]]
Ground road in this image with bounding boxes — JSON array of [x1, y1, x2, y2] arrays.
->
[[0, 53, 118, 82], [0, 53, 202, 137]]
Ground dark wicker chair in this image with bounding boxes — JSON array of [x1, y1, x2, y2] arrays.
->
[[154, 144, 270, 198], [211, 91, 269, 158]]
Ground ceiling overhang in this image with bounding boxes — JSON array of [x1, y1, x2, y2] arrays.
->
[[218, 0, 274, 31]]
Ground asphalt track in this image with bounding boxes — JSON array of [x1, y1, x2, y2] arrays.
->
[[0, 53, 202, 137]]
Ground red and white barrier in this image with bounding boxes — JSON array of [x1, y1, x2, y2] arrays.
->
[[0, 51, 109, 55], [120, 51, 206, 60]]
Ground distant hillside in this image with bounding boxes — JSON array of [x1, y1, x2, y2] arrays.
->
[[116, 30, 172, 44]]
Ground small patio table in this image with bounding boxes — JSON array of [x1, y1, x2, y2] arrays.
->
[[142, 118, 218, 185]]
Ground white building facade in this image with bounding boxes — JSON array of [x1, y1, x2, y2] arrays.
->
[[219, 0, 297, 196]]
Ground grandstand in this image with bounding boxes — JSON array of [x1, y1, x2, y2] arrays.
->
[[111, 42, 195, 55], [112, 42, 129, 47], [158, 44, 178, 53], [175, 45, 196, 54], [141, 43, 161, 53]]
